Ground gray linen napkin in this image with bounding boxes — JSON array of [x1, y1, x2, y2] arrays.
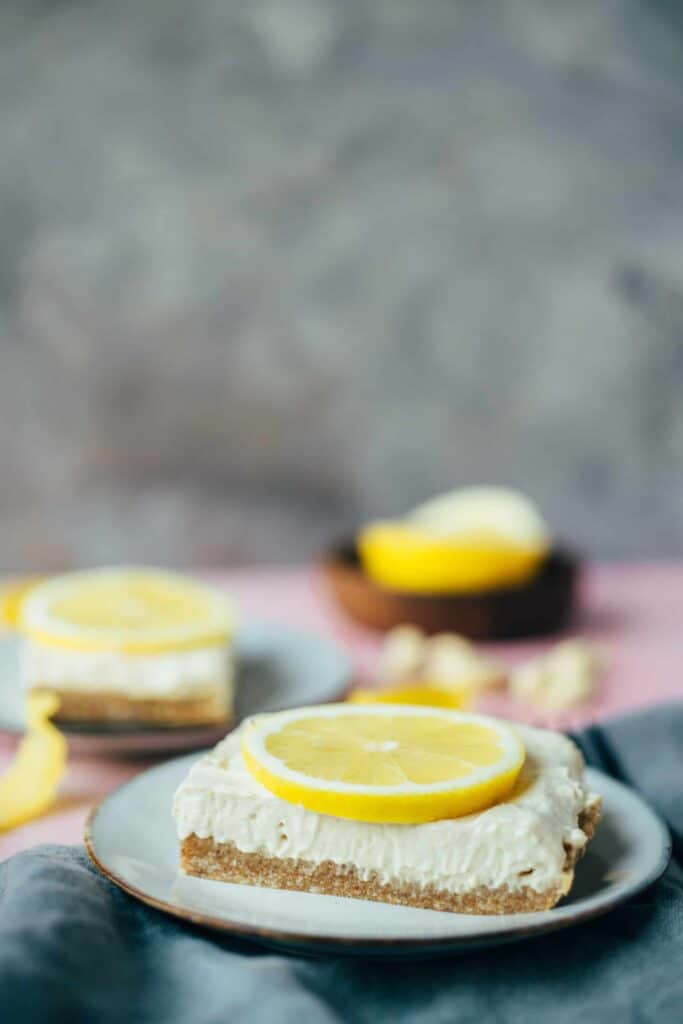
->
[[1, 703, 681, 1024]]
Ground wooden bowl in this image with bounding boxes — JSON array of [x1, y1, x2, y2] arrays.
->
[[321, 539, 579, 640]]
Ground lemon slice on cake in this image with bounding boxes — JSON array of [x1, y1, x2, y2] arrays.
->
[[20, 568, 235, 654], [359, 487, 550, 592], [242, 704, 524, 824]]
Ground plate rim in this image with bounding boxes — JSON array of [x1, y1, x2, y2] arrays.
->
[[84, 762, 672, 957]]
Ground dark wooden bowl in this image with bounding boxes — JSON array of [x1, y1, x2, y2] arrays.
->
[[321, 539, 579, 640]]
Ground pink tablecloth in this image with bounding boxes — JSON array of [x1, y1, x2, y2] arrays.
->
[[1, 562, 682, 861]]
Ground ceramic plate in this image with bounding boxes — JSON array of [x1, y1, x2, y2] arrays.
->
[[85, 761, 671, 957], [0, 622, 351, 755]]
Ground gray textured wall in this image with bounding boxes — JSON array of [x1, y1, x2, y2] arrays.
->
[[1, 0, 683, 569]]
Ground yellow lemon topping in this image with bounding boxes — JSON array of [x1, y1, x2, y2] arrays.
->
[[20, 568, 236, 654], [0, 576, 45, 629], [347, 683, 472, 709], [0, 692, 67, 832], [358, 487, 550, 593], [242, 704, 524, 824]]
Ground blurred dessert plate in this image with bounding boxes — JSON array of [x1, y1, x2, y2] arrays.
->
[[0, 620, 351, 756]]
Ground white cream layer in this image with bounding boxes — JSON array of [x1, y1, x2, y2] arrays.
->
[[22, 639, 233, 702], [173, 723, 600, 896]]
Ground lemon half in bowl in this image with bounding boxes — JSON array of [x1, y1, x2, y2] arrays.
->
[[359, 488, 550, 593]]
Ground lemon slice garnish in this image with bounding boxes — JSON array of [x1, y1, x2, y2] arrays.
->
[[242, 704, 524, 824], [20, 568, 236, 654], [347, 683, 472, 709], [0, 692, 67, 832]]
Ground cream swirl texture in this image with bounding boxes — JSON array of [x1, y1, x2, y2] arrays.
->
[[22, 640, 233, 701]]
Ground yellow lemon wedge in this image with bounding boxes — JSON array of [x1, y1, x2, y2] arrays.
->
[[0, 692, 67, 831], [358, 487, 550, 592], [0, 576, 45, 629], [359, 522, 546, 592], [347, 683, 472, 709], [20, 568, 236, 654], [242, 704, 525, 824]]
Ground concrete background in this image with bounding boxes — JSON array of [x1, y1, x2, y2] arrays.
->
[[1, 0, 682, 569]]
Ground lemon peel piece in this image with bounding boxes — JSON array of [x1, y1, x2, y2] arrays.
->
[[0, 692, 67, 831], [0, 576, 45, 629], [347, 683, 472, 709]]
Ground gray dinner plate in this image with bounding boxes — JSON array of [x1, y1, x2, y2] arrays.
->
[[85, 761, 671, 957]]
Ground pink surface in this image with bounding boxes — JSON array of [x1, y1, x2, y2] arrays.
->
[[1, 562, 682, 861]]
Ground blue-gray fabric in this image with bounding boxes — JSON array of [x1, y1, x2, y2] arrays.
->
[[1, 704, 681, 1024]]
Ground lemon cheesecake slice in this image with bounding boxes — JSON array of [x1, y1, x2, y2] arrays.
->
[[20, 568, 236, 726], [173, 705, 600, 914]]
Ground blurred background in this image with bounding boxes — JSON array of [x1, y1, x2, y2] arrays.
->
[[1, 0, 682, 570]]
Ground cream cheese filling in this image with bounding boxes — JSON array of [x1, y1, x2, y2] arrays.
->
[[22, 639, 233, 702], [173, 723, 599, 896]]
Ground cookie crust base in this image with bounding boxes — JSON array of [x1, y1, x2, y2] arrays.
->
[[31, 686, 231, 727]]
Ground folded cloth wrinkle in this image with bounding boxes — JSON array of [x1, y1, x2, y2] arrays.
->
[[1, 703, 681, 1024], [575, 705, 682, 865], [572, 726, 627, 785]]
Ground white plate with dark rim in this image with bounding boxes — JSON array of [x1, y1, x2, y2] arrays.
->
[[0, 622, 351, 756], [85, 760, 671, 958]]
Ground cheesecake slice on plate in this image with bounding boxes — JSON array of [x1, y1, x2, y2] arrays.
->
[[173, 705, 600, 914], [20, 568, 236, 727]]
